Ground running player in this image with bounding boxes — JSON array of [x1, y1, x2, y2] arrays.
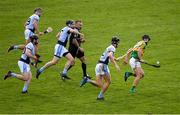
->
[[80, 36, 121, 100], [124, 35, 151, 93], [36, 20, 84, 79], [4, 35, 39, 93], [63, 20, 90, 80], [8, 8, 44, 52]]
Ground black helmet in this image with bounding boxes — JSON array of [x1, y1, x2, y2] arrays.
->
[[29, 35, 39, 44], [66, 20, 74, 27], [111, 36, 120, 44], [142, 35, 151, 41]]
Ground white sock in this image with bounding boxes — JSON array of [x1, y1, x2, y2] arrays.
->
[[14, 45, 19, 49], [62, 68, 68, 74], [10, 73, 17, 77], [22, 82, 29, 92]]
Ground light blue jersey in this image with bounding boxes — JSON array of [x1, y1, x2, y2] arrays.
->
[[20, 42, 35, 64], [99, 45, 116, 65], [25, 14, 40, 32], [58, 26, 71, 46]]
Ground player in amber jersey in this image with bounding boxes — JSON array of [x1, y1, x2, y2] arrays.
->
[[124, 35, 151, 93]]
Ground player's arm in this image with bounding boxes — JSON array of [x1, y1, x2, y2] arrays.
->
[[24, 22, 28, 28], [72, 38, 80, 48], [109, 52, 120, 72], [25, 48, 37, 61], [115, 48, 132, 63], [72, 38, 84, 52], [56, 32, 60, 39], [80, 33, 85, 43], [33, 19, 43, 36], [69, 28, 84, 37], [137, 48, 145, 63]]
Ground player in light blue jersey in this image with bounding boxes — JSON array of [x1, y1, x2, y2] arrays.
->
[[4, 35, 39, 93], [36, 20, 84, 79], [80, 36, 121, 100], [8, 8, 44, 52]]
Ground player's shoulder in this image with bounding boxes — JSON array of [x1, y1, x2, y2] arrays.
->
[[31, 14, 39, 20], [107, 45, 116, 52], [26, 42, 34, 49], [62, 26, 70, 31]]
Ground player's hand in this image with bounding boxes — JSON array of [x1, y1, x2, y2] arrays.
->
[[140, 59, 145, 63], [38, 32, 44, 36], [115, 57, 120, 62], [33, 56, 38, 62], [79, 47, 84, 52], [80, 38, 85, 43], [80, 33, 84, 38]]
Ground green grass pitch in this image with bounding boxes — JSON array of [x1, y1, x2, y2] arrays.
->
[[0, 0, 180, 114]]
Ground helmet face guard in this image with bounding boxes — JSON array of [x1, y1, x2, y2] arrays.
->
[[66, 20, 74, 27], [111, 36, 120, 48], [142, 35, 151, 41], [111, 36, 120, 44], [29, 35, 39, 45]]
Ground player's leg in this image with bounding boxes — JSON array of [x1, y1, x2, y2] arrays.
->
[[36, 44, 63, 78], [97, 74, 111, 100], [36, 56, 59, 78], [130, 67, 144, 92], [22, 71, 32, 93], [78, 49, 91, 79], [8, 29, 31, 52], [124, 57, 136, 81], [4, 71, 29, 81], [80, 63, 103, 87], [61, 52, 75, 80], [66, 47, 76, 71]]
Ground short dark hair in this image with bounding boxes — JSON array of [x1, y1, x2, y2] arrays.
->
[[75, 20, 82, 24], [34, 7, 42, 13]]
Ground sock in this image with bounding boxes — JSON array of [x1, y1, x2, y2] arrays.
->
[[98, 91, 104, 98], [63, 68, 68, 75], [22, 85, 28, 92], [87, 78, 91, 83], [22, 81, 30, 92], [131, 86, 136, 90], [128, 72, 134, 76], [82, 63, 87, 76], [14, 45, 19, 49], [67, 65, 73, 71], [10, 73, 17, 77], [39, 67, 45, 73]]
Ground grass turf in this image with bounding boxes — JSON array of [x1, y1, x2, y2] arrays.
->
[[0, 0, 180, 114]]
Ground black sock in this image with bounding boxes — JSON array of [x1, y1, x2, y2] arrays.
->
[[128, 72, 135, 76], [132, 86, 136, 89], [82, 63, 87, 76]]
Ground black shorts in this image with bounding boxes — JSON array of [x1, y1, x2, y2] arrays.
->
[[68, 46, 84, 58]]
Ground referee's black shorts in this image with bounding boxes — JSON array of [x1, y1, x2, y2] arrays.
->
[[68, 46, 84, 58]]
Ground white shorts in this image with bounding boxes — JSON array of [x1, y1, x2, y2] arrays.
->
[[129, 57, 141, 70], [54, 44, 69, 58], [95, 63, 110, 76], [18, 61, 30, 73], [24, 29, 34, 40]]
